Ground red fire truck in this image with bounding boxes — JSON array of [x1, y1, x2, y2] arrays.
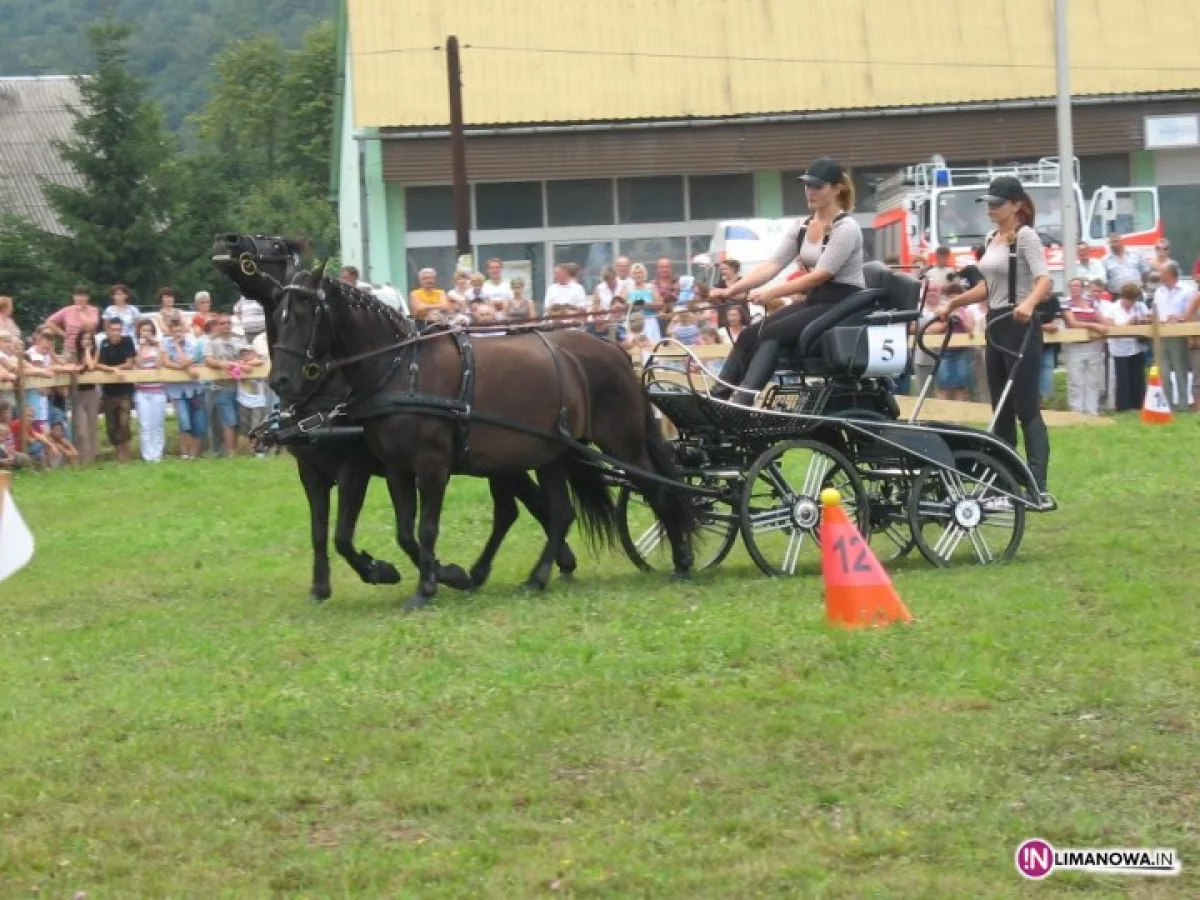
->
[[871, 156, 1162, 286]]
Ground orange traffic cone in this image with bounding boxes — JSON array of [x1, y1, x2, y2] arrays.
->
[[820, 488, 913, 629], [1141, 366, 1173, 424]]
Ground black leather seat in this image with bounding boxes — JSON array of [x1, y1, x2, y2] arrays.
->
[[778, 262, 922, 377]]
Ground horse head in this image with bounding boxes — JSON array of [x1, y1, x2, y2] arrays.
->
[[270, 264, 415, 403], [211, 233, 308, 308]]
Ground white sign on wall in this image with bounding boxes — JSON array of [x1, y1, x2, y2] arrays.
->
[[1145, 114, 1200, 149]]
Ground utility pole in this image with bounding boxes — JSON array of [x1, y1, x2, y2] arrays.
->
[[1054, 0, 1077, 287], [446, 36, 472, 272]]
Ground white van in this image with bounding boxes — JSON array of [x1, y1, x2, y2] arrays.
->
[[691, 218, 800, 289]]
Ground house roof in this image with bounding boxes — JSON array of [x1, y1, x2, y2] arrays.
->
[[345, 0, 1200, 130], [0, 76, 84, 234]]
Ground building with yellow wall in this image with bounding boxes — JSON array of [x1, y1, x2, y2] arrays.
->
[[333, 0, 1200, 296]]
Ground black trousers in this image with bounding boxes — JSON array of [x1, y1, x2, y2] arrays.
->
[[1113, 353, 1146, 411], [985, 309, 1050, 492], [716, 282, 860, 395]]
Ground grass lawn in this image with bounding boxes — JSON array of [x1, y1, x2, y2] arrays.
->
[[2, 416, 1198, 898]]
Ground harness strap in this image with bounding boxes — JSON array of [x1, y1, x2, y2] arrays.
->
[[531, 329, 570, 434]]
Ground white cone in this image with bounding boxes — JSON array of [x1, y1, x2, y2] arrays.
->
[[0, 483, 35, 582]]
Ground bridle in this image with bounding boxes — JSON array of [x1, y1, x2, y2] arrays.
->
[[272, 278, 446, 398]]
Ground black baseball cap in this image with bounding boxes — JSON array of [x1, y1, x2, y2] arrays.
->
[[977, 176, 1029, 205], [797, 157, 845, 187]]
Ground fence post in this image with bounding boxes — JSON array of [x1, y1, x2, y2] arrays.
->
[[13, 356, 25, 452]]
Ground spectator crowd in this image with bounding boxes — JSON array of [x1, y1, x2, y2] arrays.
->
[[0, 284, 270, 471]]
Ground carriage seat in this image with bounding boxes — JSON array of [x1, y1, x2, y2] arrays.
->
[[778, 261, 922, 378]]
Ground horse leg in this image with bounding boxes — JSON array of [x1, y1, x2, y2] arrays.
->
[[466, 477, 521, 589], [511, 470, 578, 579], [385, 473, 472, 591], [405, 467, 452, 611], [333, 464, 401, 586], [523, 459, 575, 592], [297, 462, 333, 603]]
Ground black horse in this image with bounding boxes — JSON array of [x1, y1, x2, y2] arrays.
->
[[211, 234, 577, 601], [270, 265, 698, 610]]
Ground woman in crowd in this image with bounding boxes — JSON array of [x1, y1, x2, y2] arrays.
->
[[133, 318, 167, 462], [1062, 277, 1109, 416], [0, 296, 21, 339], [71, 326, 101, 464], [717, 304, 748, 345], [507, 277, 533, 322], [161, 313, 208, 459], [103, 283, 140, 338], [1105, 283, 1150, 411]]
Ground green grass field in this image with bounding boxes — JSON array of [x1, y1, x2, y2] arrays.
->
[[2, 417, 1198, 898]]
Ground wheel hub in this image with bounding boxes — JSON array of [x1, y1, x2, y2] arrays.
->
[[953, 499, 982, 529], [791, 497, 820, 529]]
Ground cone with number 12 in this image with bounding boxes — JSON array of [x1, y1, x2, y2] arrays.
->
[[820, 488, 913, 629]]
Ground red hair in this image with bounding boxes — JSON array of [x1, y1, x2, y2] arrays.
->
[[1015, 197, 1036, 228]]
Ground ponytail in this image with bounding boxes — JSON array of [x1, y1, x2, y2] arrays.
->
[[1015, 197, 1035, 228], [835, 175, 856, 211]]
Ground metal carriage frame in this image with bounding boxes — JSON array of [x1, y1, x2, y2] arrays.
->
[[618, 315, 1055, 577]]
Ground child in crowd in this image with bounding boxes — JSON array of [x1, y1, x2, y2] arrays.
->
[[924, 282, 973, 402], [0, 402, 31, 470], [235, 346, 269, 457], [46, 421, 78, 466]]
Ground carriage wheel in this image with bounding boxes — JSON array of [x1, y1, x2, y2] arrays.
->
[[616, 474, 739, 574], [907, 450, 1026, 568], [738, 439, 869, 577], [861, 470, 917, 562]]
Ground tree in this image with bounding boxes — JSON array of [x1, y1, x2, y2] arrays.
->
[[0, 216, 72, 332], [279, 20, 337, 189], [232, 175, 338, 258], [192, 35, 286, 185], [43, 19, 175, 299]]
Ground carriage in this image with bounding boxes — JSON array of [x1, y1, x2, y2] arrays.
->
[[613, 261, 1056, 577]]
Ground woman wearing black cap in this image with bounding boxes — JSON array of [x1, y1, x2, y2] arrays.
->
[[709, 157, 864, 404], [934, 175, 1054, 502]]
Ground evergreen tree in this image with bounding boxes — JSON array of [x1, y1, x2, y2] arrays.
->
[[43, 19, 175, 299]]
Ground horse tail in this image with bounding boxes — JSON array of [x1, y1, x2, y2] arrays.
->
[[565, 452, 619, 551], [640, 399, 700, 548]]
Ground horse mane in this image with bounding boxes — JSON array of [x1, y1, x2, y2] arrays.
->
[[317, 272, 415, 340]]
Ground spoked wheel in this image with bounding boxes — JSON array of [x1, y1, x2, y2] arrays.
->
[[854, 467, 918, 562], [739, 439, 869, 577], [908, 450, 1026, 567], [617, 473, 740, 573]]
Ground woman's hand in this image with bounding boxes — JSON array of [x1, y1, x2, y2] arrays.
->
[[933, 301, 952, 322], [709, 287, 729, 301], [1013, 299, 1037, 323]]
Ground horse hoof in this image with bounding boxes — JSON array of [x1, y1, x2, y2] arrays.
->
[[469, 567, 491, 591], [309, 586, 331, 604], [521, 579, 548, 593], [668, 570, 692, 584], [438, 564, 474, 592], [558, 569, 576, 582], [403, 594, 431, 612], [368, 561, 402, 585]]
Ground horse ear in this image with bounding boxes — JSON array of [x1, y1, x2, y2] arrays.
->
[[313, 258, 329, 282]]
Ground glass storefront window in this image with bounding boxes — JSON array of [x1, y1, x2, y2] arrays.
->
[[547, 179, 615, 227]]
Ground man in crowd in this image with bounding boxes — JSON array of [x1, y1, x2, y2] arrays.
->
[[95, 317, 136, 462]]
